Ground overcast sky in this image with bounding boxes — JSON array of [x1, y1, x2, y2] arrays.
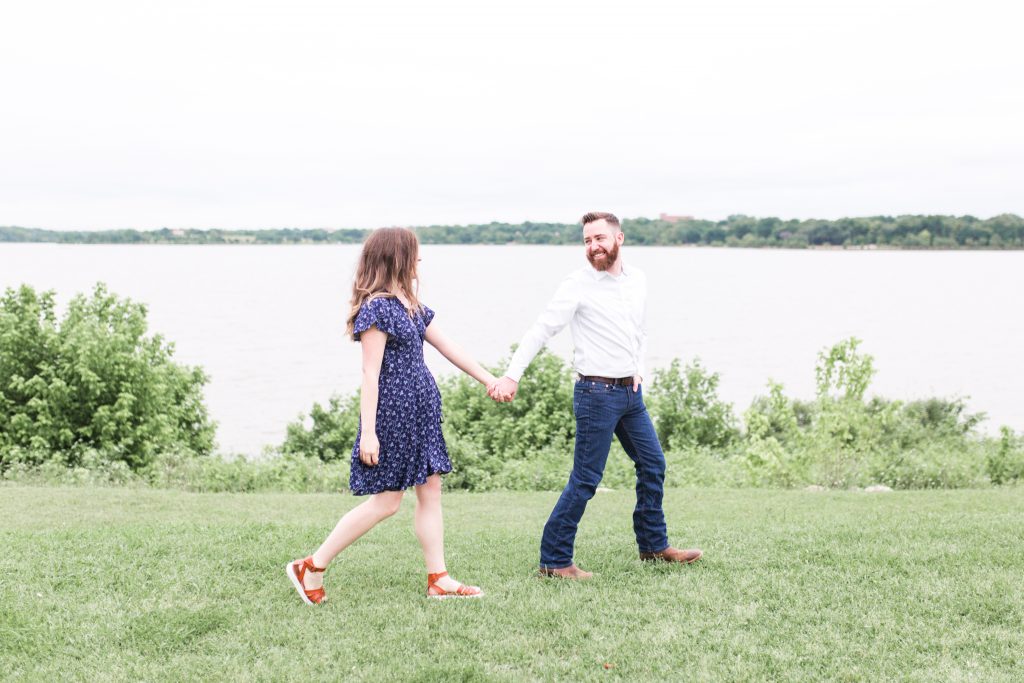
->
[[2, 0, 1022, 229]]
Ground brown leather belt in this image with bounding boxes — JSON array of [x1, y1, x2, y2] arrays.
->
[[578, 375, 633, 386]]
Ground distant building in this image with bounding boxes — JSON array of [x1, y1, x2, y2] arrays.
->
[[171, 229, 186, 237], [659, 213, 694, 223]]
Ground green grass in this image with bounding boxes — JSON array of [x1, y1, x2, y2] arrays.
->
[[2, 486, 1023, 682]]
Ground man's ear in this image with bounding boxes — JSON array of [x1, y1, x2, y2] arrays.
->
[[616, 230, 625, 246]]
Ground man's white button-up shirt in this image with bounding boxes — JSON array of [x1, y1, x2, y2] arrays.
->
[[506, 263, 648, 382]]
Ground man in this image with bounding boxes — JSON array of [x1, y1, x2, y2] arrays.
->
[[490, 212, 702, 579]]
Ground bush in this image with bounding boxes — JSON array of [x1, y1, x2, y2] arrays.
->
[[277, 337, 1021, 492], [733, 339, 1003, 489], [646, 358, 739, 450], [278, 348, 578, 491], [0, 449, 358, 493], [409, 348, 577, 491], [143, 451, 347, 493], [987, 427, 1024, 485], [0, 284, 214, 471], [280, 393, 359, 463], [442, 348, 576, 459], [0, 275, 1009, 493], [868, 440, 990, 489], [280, 347, 661, 493], [0, 449, 138, 488], [814, 337, 874, 402]]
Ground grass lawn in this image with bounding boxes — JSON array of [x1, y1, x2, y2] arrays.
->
[[2, 485, 1023, 681]]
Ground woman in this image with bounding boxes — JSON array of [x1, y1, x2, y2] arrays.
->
[[287, 227, 496, 604]]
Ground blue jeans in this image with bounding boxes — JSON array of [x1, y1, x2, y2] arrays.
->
[[539, 380, 669, 569]]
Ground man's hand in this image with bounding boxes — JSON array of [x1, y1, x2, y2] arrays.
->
[[489, 376, 518, 402], [632, 375, 642, 393]]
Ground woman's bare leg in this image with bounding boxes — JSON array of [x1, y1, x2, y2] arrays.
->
[[413, 474, 463, 591], [302, 490, 404, 589]]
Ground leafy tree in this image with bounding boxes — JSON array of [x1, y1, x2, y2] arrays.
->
[[0, 284, 214, 470]]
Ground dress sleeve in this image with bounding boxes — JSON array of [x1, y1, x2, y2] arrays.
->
[[421, 304, 435, 328], [353, 298, 399, 340]]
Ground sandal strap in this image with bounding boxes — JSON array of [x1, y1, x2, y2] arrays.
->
[[303, 556, 326, 573], [426, 571, 481, 597], [427, 582, 481, 597], [293, 556, 326, 583]]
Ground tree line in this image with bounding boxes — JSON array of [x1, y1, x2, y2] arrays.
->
[[2, 214, 1023, 248]]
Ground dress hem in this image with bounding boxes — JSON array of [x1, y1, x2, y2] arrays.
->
[[349, 466, 453, 496]]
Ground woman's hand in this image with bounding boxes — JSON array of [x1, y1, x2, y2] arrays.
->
[[489, 376, 517, 402], [359, 432, 380, 466]]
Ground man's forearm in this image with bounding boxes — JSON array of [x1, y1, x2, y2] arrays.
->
[[504, 276, 579, 381], [504, 325, 549, 382]]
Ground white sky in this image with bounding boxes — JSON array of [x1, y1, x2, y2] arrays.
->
[[1, 0, 1022, 229]]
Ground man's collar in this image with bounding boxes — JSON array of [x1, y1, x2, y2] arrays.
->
[[589, 261, 628, 280]]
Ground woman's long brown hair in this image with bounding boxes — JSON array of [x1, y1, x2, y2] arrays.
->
[[346, 227, 421, 339]]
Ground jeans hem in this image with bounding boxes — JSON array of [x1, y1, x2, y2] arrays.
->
[[638, 543, 671, 554], [539, 561, 575, 570]]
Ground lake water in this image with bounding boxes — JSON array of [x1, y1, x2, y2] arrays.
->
[[2, 244, 1022, 454]]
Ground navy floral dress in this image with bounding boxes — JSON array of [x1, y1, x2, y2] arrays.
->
[[350, 296, 451, 495]]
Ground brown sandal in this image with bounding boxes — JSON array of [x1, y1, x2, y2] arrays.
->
[[426, 571, 483, 599], [286, 556, 327, 605]]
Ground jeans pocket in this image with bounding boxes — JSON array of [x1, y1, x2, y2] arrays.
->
[[576, 380, 614, 394]]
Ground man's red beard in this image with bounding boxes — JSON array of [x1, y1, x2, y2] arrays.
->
[[587, 240, 620, 271]]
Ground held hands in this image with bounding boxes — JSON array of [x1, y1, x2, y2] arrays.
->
[[486, 376, 518, 403], [484, 375, 636, 401], [359, 432, 380, 466]]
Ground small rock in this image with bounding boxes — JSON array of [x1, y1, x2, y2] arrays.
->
[[864, 484, 893, 493], [804, 485, 827, 492]]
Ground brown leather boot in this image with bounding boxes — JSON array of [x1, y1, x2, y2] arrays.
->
[[639, 546, 703, 564], [538, 564, 594, 580]]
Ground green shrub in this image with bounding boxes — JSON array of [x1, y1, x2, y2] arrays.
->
[[987, 427, 1024, 485], [814, 337, 875, 401], [745, 381, 802, 444], [0, 284, 214, 471], [733, 339, 1006, 489], [646, 358, 739, 450], [438, 348, 576, 465], [900, 397, 984, 437], [434, 348, 576, 491], [280, 393, 359, 463], [662, 446, 748, 488], [143, 451, 347, 493], [2, 280, 1014, 494], [276, 337, 1020, 492], [278, 348, 671, 492], [0, 449, 139, 487], [868, 440, 990, 489]]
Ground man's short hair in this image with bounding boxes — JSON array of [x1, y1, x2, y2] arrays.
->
[[580, 212, 620, 228]]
